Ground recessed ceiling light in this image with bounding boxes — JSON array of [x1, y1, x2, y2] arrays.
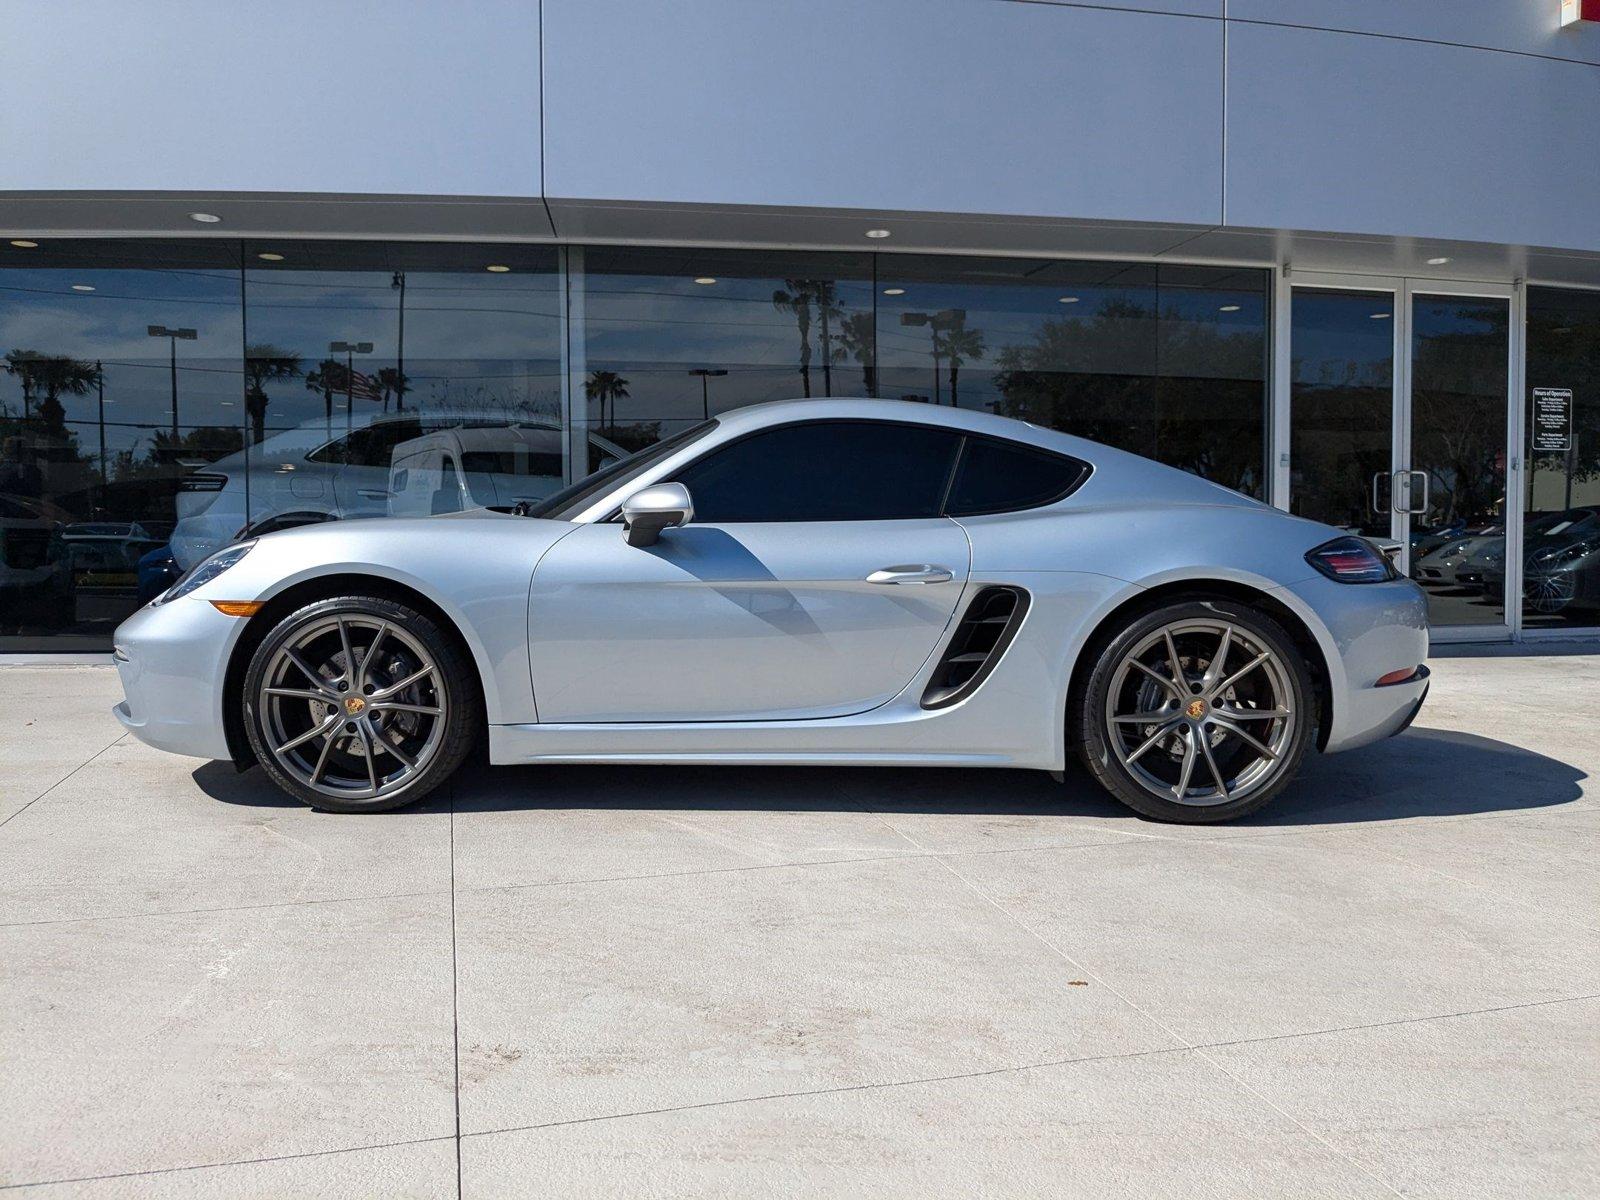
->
[[9, 239, 38, 248], [864, 228, 891, 239], [1057, 296, 1080, 304], [257, 252, 285, 262], [485, 264, 511, 273], [188, 212, 222, 224], [693, 277, 717, 285], [71, 283, 95, 292], [1426, 256, 1451, 266], [882, 287, 906, 296], [1370, 312, 1391, 320], [1219, 304, 1241, 312]]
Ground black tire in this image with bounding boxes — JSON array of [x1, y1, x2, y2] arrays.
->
[[242, 594, 480, 813], [1070, 596, 1318, 824]]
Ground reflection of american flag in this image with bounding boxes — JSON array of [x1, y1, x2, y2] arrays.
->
[[347, 370, 383, 402]]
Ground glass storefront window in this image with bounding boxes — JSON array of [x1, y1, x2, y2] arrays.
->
[[1524, 287, 1600, 630], [152, 243, 564, 573], [1, 240, 244, 649], [2, 239, 1272, 652], [576, 247, 876, 451], [874, 257, 1268, 497]]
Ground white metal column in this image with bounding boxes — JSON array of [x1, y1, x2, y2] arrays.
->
[[559, 245, 588, 487]]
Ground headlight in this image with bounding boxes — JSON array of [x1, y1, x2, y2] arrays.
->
[[1306, 536, 1397, 583], [154, 541, 255, 604]]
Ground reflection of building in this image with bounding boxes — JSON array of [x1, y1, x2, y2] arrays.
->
[[2, 3, 1600, 649]]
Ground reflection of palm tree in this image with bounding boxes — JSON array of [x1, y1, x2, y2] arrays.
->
[[837, 312, 876, 397], [304, 358, 345, 425], [584, 370, 630, 434], [4, 350, 97, 424], [812, 281, 843, 397], [772, 280, 817, 398], [935, 318, 986, 409], [245, 344, 303, 445], [374, 367, 410, 413]]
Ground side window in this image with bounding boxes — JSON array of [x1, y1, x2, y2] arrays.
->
[[309, 419, 422, 467], [673, 421, 962, 523], [944, 437, 1089, 516]]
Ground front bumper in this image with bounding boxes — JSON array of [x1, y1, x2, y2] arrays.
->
[[111, 598, 242, 760]]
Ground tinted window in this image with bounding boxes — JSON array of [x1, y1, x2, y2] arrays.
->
[[674, 421, 961, 523], [945, 438, 1088, 515]]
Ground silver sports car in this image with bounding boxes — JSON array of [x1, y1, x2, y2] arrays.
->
[[112, 399, 1430, 824]]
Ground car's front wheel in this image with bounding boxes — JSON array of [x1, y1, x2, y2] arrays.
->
[[1073, 598, 1317, 823], [242, 595, 479, 812]]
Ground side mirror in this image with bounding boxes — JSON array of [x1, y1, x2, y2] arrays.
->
[[621, 482, 693, 548]]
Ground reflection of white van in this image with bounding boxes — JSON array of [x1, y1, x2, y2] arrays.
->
[[388, 425, 620, 517], [171, 413, 622, 567]]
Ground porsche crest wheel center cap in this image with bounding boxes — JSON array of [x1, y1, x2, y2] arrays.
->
[[1186, 697, 1208, 720], [343, 696, 367, 717]]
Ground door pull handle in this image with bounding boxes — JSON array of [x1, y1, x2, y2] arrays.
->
[[866, 564, 953, 585]]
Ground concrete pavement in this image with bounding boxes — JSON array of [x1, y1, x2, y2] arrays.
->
[[1, 649, 1597, 1197]]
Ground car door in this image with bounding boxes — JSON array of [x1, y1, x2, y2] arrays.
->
[[528, 420, 972, 723]]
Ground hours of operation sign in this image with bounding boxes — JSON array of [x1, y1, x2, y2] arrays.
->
[[1532, 388, 1572, 453]]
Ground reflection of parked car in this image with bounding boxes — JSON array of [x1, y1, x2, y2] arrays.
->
[[170, 412, 623, 570], [0, 493, 72, 629], [136, 544, 183, 605], [387, 424, 605, 517], [1413, 526, 1501, 586], [1481, 509, 1600, 618]]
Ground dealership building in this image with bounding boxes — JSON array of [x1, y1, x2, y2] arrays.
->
[[3, 0, 1599, 655]]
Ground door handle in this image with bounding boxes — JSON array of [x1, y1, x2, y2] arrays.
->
[[1401, 469, 1430, 515], [1370, 471, 1392, 516], [866, 564, 953, 585]]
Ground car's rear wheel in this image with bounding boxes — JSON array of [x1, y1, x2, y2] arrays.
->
[[1073, 598, 1316, 823], [242, 595, 479, 813]]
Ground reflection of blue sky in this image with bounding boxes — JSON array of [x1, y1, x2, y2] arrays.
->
[[1291, 291, 1395, 388]]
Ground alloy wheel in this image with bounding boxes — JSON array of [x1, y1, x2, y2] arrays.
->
[[257, 614, 448, 802], [1103, 619, 1297, 807]]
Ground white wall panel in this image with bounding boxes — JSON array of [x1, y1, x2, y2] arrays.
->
[[543, 0, 1224, 226], [1228, 0, 1600, 66], [0, 0, 543, 197], [1226, 22, 1600, 252]]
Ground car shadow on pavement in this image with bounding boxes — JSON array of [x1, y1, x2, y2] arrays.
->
[[192, 725, 1586, 828]]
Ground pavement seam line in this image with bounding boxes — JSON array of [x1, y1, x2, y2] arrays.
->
[[0, 732, 126, 831], [0, 887, 453, 929], [0, 1135, 458, 1192], [457, 990, 1600, 1144]]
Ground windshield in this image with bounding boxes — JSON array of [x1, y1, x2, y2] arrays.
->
[[522, 420, 718, 520]]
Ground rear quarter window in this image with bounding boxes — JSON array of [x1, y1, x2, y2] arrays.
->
[[944, 437, 1090, 516]]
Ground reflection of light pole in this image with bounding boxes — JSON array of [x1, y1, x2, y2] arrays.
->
[[688, 368, 728, 419], [329, 340, 373, 428], [147, 325, 197, 439], [94, 360, 107, 486], [391, 272, 406, 412], [898, 309, 964, 406]]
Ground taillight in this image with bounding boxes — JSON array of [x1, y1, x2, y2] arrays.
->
[[1306, 536, 1395, 583]]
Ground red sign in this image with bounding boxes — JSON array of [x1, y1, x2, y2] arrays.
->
[[1561, 0, 1600, 25]]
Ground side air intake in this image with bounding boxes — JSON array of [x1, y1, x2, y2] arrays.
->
[[920, 586, 1031, 709]]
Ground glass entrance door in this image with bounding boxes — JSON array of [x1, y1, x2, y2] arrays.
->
[[1405, 290, 1511, 634], [1287, 277, 1515, 638]]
